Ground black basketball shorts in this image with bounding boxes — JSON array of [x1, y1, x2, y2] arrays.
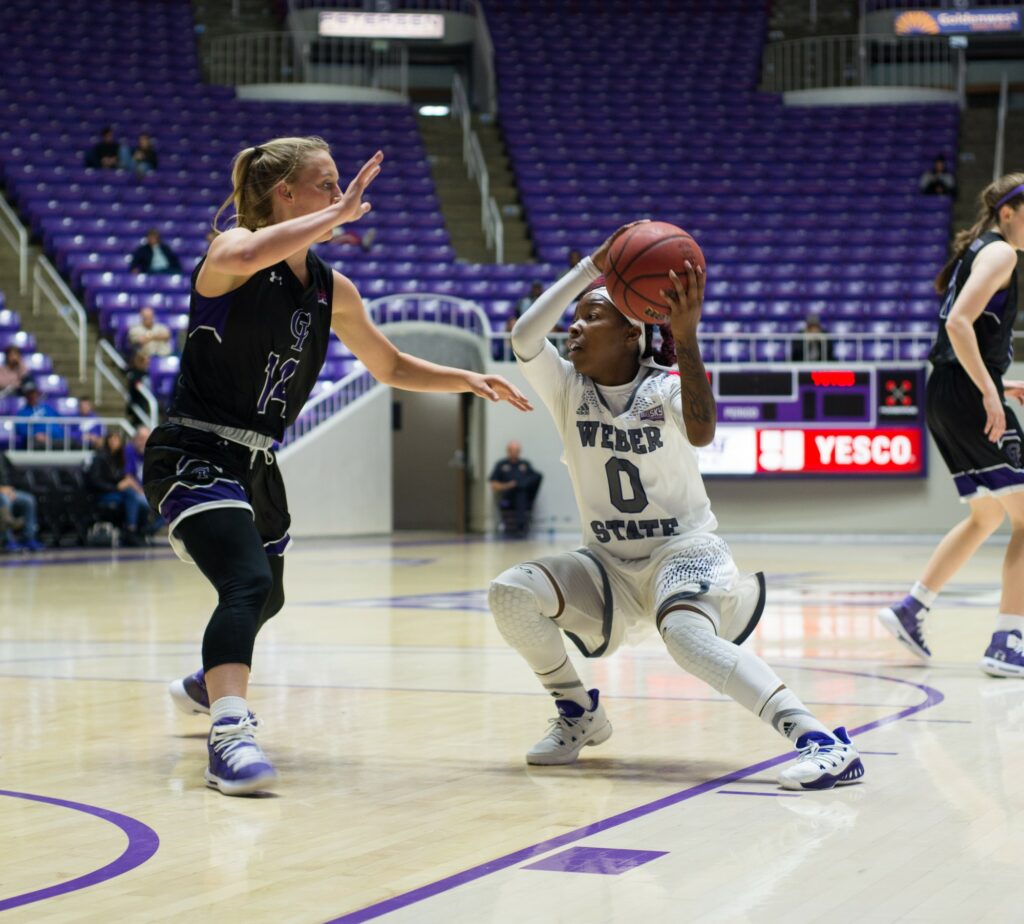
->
[[926, 364, 1024, 501], [142, 423, 291, 563]]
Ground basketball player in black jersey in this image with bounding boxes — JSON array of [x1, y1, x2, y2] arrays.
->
[[144, 137, 531, 795], [879, 173, 1024, 677]]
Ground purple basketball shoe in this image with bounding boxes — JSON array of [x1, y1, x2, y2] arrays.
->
[[877, 598, 931, 662], [205, 714, 278, 796], [169, 668, 209, 716], [980, 630, 1024, 678]]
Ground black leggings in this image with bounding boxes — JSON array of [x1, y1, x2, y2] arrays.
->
[[176, 508, 285, 671]]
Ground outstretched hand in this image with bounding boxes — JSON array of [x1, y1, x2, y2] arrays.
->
[[334, 151, 383, 225], [1004, 380, 1024, 406], [661, 261, 705, 344], [467, 374, 533, 411]]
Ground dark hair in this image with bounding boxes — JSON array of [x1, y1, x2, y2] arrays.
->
[[642, 322, 677, 366], [936, 171, 1024, 292], [103, 431, 125, 468]]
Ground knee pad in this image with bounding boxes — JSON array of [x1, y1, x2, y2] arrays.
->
[[659, 607, 738, 693], [490, 563, 562, 618], [489, 566, 563, 658]]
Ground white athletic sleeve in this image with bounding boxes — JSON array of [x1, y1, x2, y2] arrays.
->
[[511, 257, 602, 414]]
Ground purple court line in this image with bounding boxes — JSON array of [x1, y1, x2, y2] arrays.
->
[[0, 669, 918, 713], [907, 718, 972, 724], [717, 790, 801, 798], [323, 667, 944, 924], [0, 790, 159, 912], [0, 550, 177, 569]]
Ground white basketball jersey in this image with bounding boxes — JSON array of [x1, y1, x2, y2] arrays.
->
[[520, 343, 716, 560]]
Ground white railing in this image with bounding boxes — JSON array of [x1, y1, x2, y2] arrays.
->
[[94, 339, 159, 430], [488, 330, 948, 364], [0, 195, 28, 296], [761, 35, 955, 93], [452, 74, 504, 262], [367, 291, 492, 335], [208, 31, 409, 97], [469, 0, 497, 116], [0, 415, 134, 454], [31, 257, 87, 383], [994, 70, 1009, 182]]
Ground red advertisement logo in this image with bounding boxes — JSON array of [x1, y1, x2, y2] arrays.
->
[[756, 429, 923, 474]]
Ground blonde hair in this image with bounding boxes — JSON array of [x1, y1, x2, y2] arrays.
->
[[212, 136, 331, 234], [935, 171, 1024, 292]]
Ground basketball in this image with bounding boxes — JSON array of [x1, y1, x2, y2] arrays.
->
[[606, 221, 706, 324]]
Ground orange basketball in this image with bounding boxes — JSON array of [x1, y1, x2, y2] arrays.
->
[[606, 221, 706, 324]]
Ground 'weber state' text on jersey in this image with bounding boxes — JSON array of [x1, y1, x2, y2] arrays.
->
[[170, 253, 335, 441], [930, 230, 1019, 376], [520, 342, 717, 560]]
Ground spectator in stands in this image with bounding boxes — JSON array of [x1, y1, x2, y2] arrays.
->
[[129, 229, 182, 275], [792, 313, 832, 362], [131, 133, 158, 177], [14, 379, 62, 448], [125, 350, 152, 427], [86, 431, 150, 547], [128, 306, 172, 359], [0, 450, 43, 552], [333, 226, 377, 252], [489, 440, 543, 537], [516, 281, 544, 317], [71, 396, 103, 449], [920, 156, 956, 197], [566, 249, 583, 273], [0, 345, 28, 395], [124, 425, 150, 483], [85, 126, 122, 170]]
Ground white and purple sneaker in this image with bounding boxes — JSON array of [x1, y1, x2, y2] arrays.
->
[[169, 668, 210, 715], [778, 727, 865, 791], [877, 598, 931, 662], [526, 689, 612, 766], [205, 714, 278, 796], [980, 630, 1024, 678]]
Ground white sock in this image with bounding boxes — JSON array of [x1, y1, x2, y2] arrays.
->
[[535, 656, 592, 709], [910, 581, 937, 609], [758, 686, 832, 745], [210, 696, 249, 723], [995, 613, 1024, 633]]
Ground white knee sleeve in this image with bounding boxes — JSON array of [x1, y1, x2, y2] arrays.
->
[[660, 608, 783, 715], [489, 566, 565, 673]]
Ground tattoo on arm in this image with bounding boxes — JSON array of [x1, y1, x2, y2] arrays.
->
[[675, 343, 715, 427]]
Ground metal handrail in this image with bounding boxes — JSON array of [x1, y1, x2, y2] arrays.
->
[[761, 34, 955, 94], [0, 195, 28, 295], [0, 415, 135, 453], [31, 257, 87, 382], [94, 339, 159, 430], [469, 0, 497, 116], [208, 31, 409, 97], [366, 291, 492, 335], [994, 70, 1009, 182], [452, 74, 504, 263], [280, 366, 377, 448]]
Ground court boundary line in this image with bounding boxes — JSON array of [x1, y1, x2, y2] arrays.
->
[[323, 667, 943, 924], [0, 790, 159, 912]]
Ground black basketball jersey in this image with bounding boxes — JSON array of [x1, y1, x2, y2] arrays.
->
[[169, 252, 335, 440], [930, 231, 1019, 376]]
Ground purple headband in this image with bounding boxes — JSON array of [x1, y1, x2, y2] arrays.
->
[[995, 183, 1024, 210]]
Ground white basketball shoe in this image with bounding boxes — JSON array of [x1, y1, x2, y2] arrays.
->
[[778, 727, 865, 791], [526, 689, 612, 766]]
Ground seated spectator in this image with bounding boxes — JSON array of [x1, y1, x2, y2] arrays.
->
[[85, 432, 150, 546], [129, 229, 182, 275], [489, 440, 543, 537], [919, 156, 956, 196], [0, 450, 44, 552], [14, 379, 62, 448], [85, 126, 122, 170], [516, 281, 544, 316], [131, 133, 158, 176], [123, 425, 149, 483], [128, 306, 172, 359], [0, 345, 28, 395], [71, 396, 104, 449], [792, 314, 832, 362]]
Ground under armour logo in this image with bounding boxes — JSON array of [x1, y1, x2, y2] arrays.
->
[[269, 271, 283, 285]]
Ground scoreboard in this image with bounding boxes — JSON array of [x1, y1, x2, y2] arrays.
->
[[695, 364, 927, 477]]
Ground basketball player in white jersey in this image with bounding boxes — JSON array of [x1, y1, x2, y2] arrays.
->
[[488, 223, 865, 790]]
